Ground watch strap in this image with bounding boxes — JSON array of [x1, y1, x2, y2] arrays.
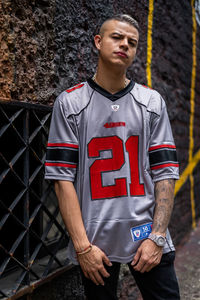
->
[[148, 233, 166, 247]]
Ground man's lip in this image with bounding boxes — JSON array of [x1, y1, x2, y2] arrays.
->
[[115, 52, 128, 58]]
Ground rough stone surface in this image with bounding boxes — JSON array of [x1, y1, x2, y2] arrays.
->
[[0, 0, 14, 100], [33, 0, 56, 104], [175, 220, 200, 300], [6, 0, 56, 103], [8, 0, 37, 102]]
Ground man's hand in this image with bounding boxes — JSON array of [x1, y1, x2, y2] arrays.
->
[[131, 239, 163, 273], [78, 245, 112, 286], [131, 179, 175, 273]]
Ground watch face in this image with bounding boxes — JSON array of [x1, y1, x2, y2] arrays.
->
[[157, 236, 165, 246]]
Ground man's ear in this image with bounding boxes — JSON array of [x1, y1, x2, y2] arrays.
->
[[94, 35, 101, 50]]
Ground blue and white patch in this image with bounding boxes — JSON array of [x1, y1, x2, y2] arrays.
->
[[130, 222, 152, 242]]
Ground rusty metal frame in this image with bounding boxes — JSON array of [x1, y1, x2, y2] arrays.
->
[[0, 101, 69, 299]]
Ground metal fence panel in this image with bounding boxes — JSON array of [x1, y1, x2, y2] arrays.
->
[[0, 102, 69, 299]]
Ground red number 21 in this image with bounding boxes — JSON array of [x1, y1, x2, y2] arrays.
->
[[88, 136, 145, 200]]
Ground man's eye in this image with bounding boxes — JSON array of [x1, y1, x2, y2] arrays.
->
[[112, 36, 120, 39], [129, 41, 137, 47]]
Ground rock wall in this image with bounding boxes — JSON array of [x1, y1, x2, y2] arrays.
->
[[0, 0, 56, 103], [0, 0, 14, 100]]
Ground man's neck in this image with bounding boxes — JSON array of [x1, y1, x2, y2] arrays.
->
[[93, 64, 130, 94]]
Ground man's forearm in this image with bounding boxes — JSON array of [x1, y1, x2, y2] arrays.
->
[[131, 179, 175, 272], [54, 180, 90, 252], [152, 179, 175, 236]]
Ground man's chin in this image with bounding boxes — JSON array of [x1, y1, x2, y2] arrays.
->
[[111, 60, 132, 71]]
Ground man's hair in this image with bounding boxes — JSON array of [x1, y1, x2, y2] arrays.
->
[[99, 14, 139, 35]]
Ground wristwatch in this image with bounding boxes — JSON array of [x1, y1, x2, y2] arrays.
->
[[148, 233, 166, 247]]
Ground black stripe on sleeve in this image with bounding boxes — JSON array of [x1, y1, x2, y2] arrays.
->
[[149, 149, 178, 167], [46, 148, 78, 164]]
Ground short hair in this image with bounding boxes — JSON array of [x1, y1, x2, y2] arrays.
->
[[99, 14, 139, 35]]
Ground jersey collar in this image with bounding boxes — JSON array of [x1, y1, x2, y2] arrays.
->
[[87, 78, 135, 101]]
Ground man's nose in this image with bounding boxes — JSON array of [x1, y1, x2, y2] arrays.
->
[[120, 38, 128, 49]]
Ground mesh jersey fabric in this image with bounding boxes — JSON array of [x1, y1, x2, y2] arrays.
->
[[45, 79, 179, 264]]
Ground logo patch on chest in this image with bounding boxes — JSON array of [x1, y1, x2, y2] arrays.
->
[[104, 122, 125, 128], [111, 104, 120, 112], [130, 222, 152, 242]]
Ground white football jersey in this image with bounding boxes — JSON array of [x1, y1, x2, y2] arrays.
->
[[45, 79, 179, 264]]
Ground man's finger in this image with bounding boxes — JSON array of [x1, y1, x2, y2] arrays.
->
[[90, 271, 104, 286], [94, 271, 105, 285], [139, 262, 150, 273], [89, 273, 100, 285], [131, 249, 141, 266], [133, 259, 146, 272], [145, 256, 161, 272], [83, 270, 89, 279], [102, 254, 112, 267], [145, 265, 154, 272], [98, 265, 110, 278]]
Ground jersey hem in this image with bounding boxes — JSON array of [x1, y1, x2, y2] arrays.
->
[[44, 175, 74, 182], [68, 246, 175, 265], [152, 174, 179, 182]]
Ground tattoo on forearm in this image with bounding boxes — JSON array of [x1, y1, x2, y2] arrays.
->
[[153, 179, 175, 234]]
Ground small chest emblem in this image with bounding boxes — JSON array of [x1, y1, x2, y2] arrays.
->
[[111, 104, 120, 112]]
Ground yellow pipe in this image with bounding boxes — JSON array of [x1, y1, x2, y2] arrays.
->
[[188, 0, 197, 228], [175, 149, 200, 196], [146, 0, 154, 87]]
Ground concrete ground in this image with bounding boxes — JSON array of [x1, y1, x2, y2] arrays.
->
[[118, 219, 200, 300], [175, 219, 200, 300]]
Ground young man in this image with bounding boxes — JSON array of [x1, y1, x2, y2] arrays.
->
[[45, 14, 180, 300]]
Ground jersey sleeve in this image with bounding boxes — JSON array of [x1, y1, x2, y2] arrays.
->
[[148, 98, 179, 182], [45, 95, 79, 181]]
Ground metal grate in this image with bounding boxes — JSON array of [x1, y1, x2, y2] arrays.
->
[[0, 101, 69, 299]]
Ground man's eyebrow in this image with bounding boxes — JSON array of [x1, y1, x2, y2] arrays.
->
[[129, 37, 138, 43], [111, 32, 138, 41], [111, 32, 123, 35]]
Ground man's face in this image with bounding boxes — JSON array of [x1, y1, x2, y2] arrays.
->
[[94, 20, 139, 70]]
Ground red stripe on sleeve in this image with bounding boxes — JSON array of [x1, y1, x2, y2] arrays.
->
[[47, 143, 78, 149], [151, 163, 179, 170], [149, 144, 176, 152], [66, 83, 84, 93], [45, 162, 77, 168]]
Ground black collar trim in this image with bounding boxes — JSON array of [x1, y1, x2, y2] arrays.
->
[[87, 78, 135, 101]]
